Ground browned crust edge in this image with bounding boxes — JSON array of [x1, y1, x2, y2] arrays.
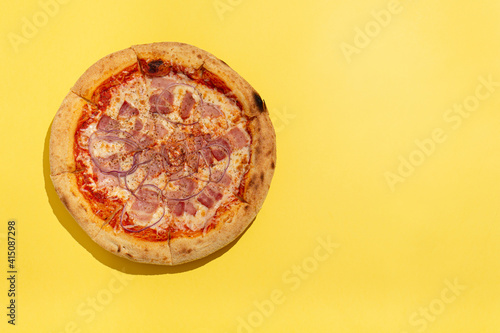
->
[[169, 202, 251, 265], [50, 172, 173, 265], [50, 91, 89, 175], [71, 48, 138, 101], [131, 42, 205, 73], [242, 112, 277, 209], [131, 42, 266, 117]]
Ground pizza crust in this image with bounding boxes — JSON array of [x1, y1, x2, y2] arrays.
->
[[51, 172, 173, 265], [50, 42, 276, 265], [170, 202, 250, 265], [50, 92, 92, 175], [242, 112, 277, 208], [132, 42, 205, 74], [72, 48, 139, 102], [132, 42, 265, 118]]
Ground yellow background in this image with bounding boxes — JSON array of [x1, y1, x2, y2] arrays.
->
[[1, 0, 500, 332]]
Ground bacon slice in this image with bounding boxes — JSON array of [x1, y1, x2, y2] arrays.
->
[[206, 185, 223, 201], [200, 148, 214, 165], [151, 77, 176, 89], [130, 187, 161, 219], [131, 199, 159, 215], [149, 93, 173, 115], [167, 201, 185, 217], [210, 137, 231, 161], [136, 186, 160, 202], [155, 123, 168, 137], [219, 173, 232, 187], [137, 134, 154, 149], [201, 103, 222, 118], [185, 202, 197, 216], [97, 115, 119, 132], [96, 153, 121, 173], [197, 193, 214, 208], [176, 177, 197, 196], [134, 119, 143, 132], [95, 169, 119, 188], [180, 91, 195, 119], [118, 101, 139, 118], [225, 126, 250, 150]]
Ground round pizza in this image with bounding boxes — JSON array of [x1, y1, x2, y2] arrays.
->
[[49, 42, 276, 265]]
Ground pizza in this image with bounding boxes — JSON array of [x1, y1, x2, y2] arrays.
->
[[49, 42, 276, 265]]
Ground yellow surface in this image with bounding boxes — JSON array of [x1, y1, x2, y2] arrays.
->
[[1, 0, 500, 332]]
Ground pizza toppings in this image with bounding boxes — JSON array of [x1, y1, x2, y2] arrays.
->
[[97, 115, 119, 132], [118, 101, 139, 118], [201, 103, 222, 118], [226, 126, 250, 150], [76, 69, 251, 238], [180, 91, 195, 119], [149, 93, 173, 115]]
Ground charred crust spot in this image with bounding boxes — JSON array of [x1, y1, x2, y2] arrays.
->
[[61, 196, 69, 208], [180, 247, 193, 254], [117, 245, 121, 253], [248, 174, 259, 189], [245, 205, 251, 210], [248, 177, 254, 189], [260, 172, 265, 182], [271, 161, 275, 169], [255, 146, 261, 154], [125, 253, 133, 258], [197, 54, 202, 59], [266, 149, 273, 156], [148, 60, 164, 73], [253, 91, 265, 112]]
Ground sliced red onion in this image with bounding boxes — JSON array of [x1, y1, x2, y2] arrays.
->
[[88, 132, 143, 177]]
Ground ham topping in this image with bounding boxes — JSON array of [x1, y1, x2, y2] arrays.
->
[[151, 77, 176, 89], [118, 101, 139, 118], [149, 93, 173, 115], [206, 185, 223, 201], [201, 103, 222, 118], [197, 193, 214, 208], [167, 201, 185, 217], [210, 137, 231, 161], [180, 91, 195, 120], [97, 115, 119, 132], [225, 126, 250, 150], [200, 147, 214, 165], [185, 202, 197, 216], [155, 123, 168, 137], [134, 119, 143, 132], [130, 186, 161, 220], [175, 177, 197, 196]]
